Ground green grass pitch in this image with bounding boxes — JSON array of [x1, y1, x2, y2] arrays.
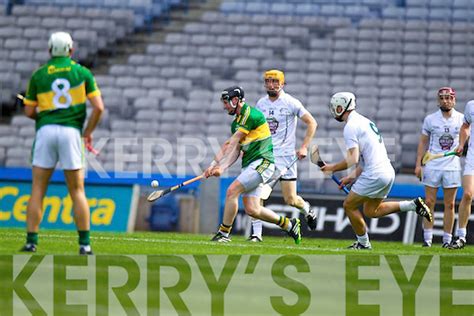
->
[[1, 228, 473, 315], [1, 228, 472, 255]]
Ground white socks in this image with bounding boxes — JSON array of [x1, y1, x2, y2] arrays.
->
[[300, 201, 311, 216], [423, 229, 433, 244], [443, 232, 452, 245], [251, 219, 263, 237], [357, 232, 371, 247], [80, 245, 91, 252], [399, 200, 416, 212], [456, 228, 467, 240], [424, 230, 454, 245]]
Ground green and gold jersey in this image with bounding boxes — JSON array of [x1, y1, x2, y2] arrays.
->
[[24, 56, 101, 132], [231, 103, 274, 168]]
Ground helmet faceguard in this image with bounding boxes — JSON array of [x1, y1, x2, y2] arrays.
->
[[437, 86, 456, 112], [329, 92, 356, 121], [221, 86, 245, 115], [264, 69, 285, 97]]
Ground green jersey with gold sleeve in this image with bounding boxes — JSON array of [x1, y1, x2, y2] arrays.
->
[[231, 103, 274, 168], [24, 56, 101, 132]]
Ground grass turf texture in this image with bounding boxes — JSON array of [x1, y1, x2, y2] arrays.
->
[[1, 228, 473, 255], [1, 228, 473, 315]]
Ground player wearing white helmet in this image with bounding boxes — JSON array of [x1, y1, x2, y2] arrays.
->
[[21, 32, 105, 255], [48, 32, 73, 57], [248, 69, 317, 242], [415, 87, 463, 248], [320, 92, 433, 249]]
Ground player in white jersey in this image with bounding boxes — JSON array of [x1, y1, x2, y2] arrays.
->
[[321, 92, 433, 249], [248, 69, 317, 242], [452, 99, 474, 249], [415, 87, 463, 248]]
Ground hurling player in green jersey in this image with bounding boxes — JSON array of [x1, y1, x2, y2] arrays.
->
[[21, 32, 105, 255], [204, 86, 302, 244]]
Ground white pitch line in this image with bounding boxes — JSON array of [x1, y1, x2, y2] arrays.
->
[[1, 233, 346, 252], [88, 234, 347, 252], [3, 233, 472, 255]]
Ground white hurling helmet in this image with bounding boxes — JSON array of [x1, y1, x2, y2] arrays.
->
[[48, 32, 73, 57], [329, 92, 356, 121]]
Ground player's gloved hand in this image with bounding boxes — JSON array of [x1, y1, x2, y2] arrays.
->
[[296, 146, 308, 160]]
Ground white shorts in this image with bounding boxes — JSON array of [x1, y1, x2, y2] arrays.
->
[[274, 155, 297, 181], [236, 158, 275, 198], [352, 168, 395, 199], [32, 124, 84, 170], [422, 168, 461, 188]]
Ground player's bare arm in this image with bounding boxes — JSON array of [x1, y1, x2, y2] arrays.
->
[[296, 113, 317, 160], [205, 130, 245, 178], [415, 134, 429, 178], [456, 122, 470, 155], [83, 95, 104, 149], [321, 146, 359, 173], [24, 105, 37, 120]]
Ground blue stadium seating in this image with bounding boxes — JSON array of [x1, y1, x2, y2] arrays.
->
[[1, 0, 473, 178], [19, 0, 181, 28]]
